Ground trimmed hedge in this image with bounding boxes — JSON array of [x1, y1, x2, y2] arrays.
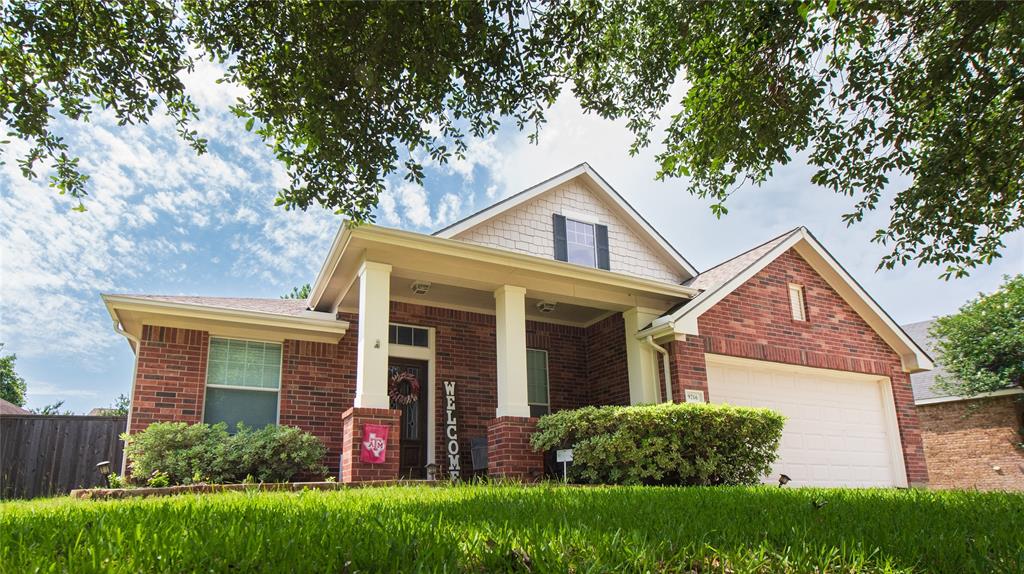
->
[[530, 403, 785, 486], [123, 422, 327, 485]]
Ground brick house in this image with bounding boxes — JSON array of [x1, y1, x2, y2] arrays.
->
[[103, 163, 932, 487], [902, 320, 1023, 490]]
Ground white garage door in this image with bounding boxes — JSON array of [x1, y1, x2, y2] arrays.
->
[[707, 357, 905, 487]]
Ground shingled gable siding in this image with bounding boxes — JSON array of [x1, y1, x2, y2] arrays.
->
[[667, 248, 929, 486], [129, 326, 209, 434], [453, 179, 683, 284]]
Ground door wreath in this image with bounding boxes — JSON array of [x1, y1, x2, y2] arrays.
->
[[388, 370, 421, 405]]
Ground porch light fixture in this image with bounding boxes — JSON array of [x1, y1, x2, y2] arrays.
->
[[410, 280, 431, 295], [778, 474, 791, 487], [536, 301, 557, 313]]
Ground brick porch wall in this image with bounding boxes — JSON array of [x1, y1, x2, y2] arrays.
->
[[340, 407, 402, 483], [128, 326, 209, 434], [487, 416, 544, 480], [668, 248, 929, 486], [585, 313, 630, 406], [918, 395, 1024, 490]]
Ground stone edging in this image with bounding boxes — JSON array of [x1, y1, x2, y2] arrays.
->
[[70, 480, 441, 500]]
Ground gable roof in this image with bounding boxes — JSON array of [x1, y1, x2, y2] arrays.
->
[[639, 227, 933, 373], [902, 319, 1022, 405], [433, 163, 698, 279]]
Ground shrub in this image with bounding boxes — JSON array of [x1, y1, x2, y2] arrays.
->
[[122, 422, 326, 486], [530, 403, 785, 486], [231, 424, 327, 483], [122, 422, 233, 485]]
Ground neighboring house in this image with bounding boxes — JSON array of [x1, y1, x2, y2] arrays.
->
[[0, 399, 31, 416], [103, 163, 932, 487], [902, 320, 1023, 490]]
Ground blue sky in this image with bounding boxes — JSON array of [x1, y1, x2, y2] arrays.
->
[[2, 62, 1021, 413]]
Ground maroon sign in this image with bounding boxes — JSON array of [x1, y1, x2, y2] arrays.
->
[[360, 423, 389, 464]]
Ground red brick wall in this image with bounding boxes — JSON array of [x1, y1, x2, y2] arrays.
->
[[919, 395, 1024, 490], [128, 326, 208, 434], [674, 248, 928, 485], [585, 313, 630, 406], [279, 336, 357, 477], [487, 416, 544, 480], [527, 322, 589, 412], [667, 336, 709, 403], [340, 407, 401, 483]]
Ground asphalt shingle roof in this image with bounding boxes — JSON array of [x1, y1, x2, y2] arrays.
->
[[901, 319, 951, 402], [112, 295, 310, 317], [683, 228, 801, 291]]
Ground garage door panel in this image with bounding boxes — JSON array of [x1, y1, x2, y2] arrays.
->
[[707, 359, 901, 488]]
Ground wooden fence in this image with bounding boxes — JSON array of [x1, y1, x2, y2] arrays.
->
[[1, 415, 127, 499]]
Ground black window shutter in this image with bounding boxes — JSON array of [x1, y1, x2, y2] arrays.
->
[[595, 224, 610, 270], [552, 214, 568, 261]]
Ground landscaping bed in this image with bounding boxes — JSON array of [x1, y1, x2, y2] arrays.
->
[[2, 485, 1021, 573]]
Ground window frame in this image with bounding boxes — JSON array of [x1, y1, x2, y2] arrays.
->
[[564, 218, 598, 268], [526, 348, 551, 416], [202, 336, 283, 428], [788, 283, 807, 322], [389, 323, 430, 348]]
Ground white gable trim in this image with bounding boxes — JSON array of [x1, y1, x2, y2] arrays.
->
[[434, 163, 698, 279], [639, 227, 933, 373]]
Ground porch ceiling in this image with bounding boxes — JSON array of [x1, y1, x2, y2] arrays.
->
[[312, 224, 697, 323]]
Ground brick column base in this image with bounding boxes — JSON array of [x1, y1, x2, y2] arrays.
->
[[487, 416, 544, 481], [341, 407, 402, 483]]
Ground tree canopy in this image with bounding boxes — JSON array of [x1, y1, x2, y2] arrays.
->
[[2, 0, 1021, 277], [281, 283, 312, 300], [0, 343, 27, 407], [930, 274, 1024, 397]]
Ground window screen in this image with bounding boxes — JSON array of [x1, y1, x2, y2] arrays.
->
[[204, 338, 280, 430]]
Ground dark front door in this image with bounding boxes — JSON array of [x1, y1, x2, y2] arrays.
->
[[388, 358, 428, 478]]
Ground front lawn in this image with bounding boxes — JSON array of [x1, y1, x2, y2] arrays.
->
[[2, 485, 1021, 573]]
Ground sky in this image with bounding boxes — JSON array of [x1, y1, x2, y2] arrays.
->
[[2, 62, 1021, 413]]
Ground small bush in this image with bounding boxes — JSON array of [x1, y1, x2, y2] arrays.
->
[[530, 403, 785, 486], [123, 422, 326, 486]]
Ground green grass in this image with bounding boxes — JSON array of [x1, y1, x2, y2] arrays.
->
[[2, 485, 1021, 573]]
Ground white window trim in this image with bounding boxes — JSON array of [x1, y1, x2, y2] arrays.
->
[[201, 336, 283, 426], [788, 283, 807, 322], [559, 208, 603, 226], [526, 348, 551, 410]]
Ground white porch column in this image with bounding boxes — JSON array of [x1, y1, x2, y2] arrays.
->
[[494, 285, 531, 418], [354, 260, 392, 408], [623, 307, 662, 405]]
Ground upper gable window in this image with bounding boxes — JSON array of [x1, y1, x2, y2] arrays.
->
[[552, 214, 610, 270], [566, 219, 597, 267], [788, 284, 807, 321]]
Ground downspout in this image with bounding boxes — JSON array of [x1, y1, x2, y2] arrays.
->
[[112, 320, 140, 476], [644, 336, 673, 403]]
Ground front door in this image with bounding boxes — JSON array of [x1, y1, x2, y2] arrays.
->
[[388, 358, 428, 478]]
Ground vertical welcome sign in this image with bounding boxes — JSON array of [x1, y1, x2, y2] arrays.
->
[[443, 380, 460, 480]]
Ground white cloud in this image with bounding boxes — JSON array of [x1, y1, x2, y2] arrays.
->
[[395, 181, 433, 228]]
